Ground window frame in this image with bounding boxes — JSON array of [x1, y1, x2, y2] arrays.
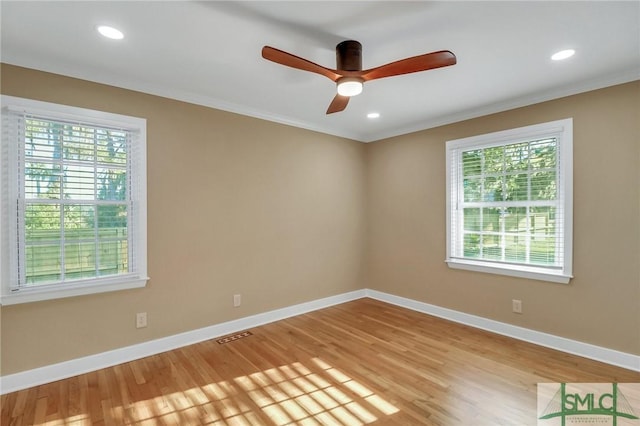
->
[[1, 95, 148, 305], [445, 118, 573, 284]]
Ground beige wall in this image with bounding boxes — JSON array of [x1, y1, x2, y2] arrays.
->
[[0, 64, 367, 374], [1, 64, 638, 376], [366, 81, 640, 355]]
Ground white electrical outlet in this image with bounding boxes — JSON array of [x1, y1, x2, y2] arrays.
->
[[512, 299, 523, 314], [233, 294, 241, 307], [136, 312, 148, 328]]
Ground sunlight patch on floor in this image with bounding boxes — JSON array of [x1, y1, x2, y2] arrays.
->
[[234, 358, 398, 425]]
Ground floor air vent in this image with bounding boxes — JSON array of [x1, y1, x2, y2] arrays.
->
[[217, 331, 253, 344]]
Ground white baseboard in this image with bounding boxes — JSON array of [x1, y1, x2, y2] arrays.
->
[[365, 289, 640, 373], [0, 289, 366, 394], [2, 288, 638, 394]]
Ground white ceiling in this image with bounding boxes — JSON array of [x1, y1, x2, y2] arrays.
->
[[2, 1, 639, 142]]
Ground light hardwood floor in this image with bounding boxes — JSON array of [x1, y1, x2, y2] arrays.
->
[[2, 298, 639, 425]]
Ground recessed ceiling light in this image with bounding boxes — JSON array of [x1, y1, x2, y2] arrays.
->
[[97, 25, 124, 40], [367, 112, 380, 119], [551, 49, 575, 61]]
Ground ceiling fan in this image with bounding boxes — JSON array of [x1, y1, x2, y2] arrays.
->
[[261, 40, 456, 114]]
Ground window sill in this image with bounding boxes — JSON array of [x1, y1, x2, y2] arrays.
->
[[446, 259, 571, 284], [0, 276, 149, 305]]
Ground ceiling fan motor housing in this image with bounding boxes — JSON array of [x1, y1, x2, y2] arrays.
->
[[336, 40, 362, 71]]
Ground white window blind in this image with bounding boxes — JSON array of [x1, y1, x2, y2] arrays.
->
[[1, 96, 148, 304], [445, 119, 573, 283]]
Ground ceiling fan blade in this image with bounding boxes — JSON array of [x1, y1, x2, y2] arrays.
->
[[326, 94, 349, 114], [262, 46, 341, 82], [361, 50, 456, 81]]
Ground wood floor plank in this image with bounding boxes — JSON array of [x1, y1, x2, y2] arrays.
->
[[2, 298, 639, 425]]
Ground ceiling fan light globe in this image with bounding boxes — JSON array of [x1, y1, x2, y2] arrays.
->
[[337, 78, 363, 97]]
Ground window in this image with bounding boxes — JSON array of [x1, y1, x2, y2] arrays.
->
[[446, 119, 572, 283], [1, 96, 148, 304]]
